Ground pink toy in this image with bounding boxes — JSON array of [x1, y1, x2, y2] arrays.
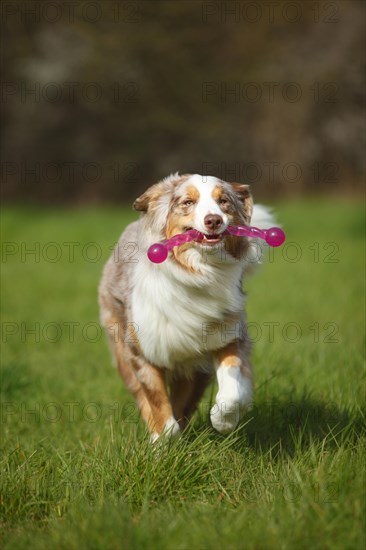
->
[[147, 225, 285, 264], [226, 225, 286, 247]]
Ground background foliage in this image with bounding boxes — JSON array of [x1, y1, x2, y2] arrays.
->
[[2, 0, 365, 203]]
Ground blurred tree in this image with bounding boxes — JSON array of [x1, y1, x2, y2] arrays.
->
[[1, 0, 365, 203]]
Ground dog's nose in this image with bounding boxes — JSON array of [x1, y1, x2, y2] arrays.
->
[[204, 214, 223, 231]]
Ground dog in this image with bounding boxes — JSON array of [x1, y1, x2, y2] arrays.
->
[[99, 173, 274, 441]]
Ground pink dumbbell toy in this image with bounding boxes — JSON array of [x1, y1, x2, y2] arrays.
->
[[147, 225, 286, 264]]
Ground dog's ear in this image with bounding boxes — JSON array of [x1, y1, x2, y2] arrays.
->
[[133, 183, 165, 212], [231, 183, 253, 224]]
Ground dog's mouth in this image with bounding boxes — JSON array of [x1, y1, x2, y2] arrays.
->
[[185, 228, 225, 246], [198, 233, 223, 245]]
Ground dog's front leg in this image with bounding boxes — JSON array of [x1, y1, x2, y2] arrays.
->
[[210, 342, 253, 434], [135, 361, 180, 442]]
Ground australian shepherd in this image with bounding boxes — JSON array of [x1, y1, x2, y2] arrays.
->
[[99, 173, 274, 441]]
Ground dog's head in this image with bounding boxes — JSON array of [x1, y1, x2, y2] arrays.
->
[[134, 173, 253, 267]]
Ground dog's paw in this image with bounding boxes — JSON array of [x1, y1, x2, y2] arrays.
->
[[150, 416, 181, 443], [210, 379, 253, 434], [210, 401, 241, 434]]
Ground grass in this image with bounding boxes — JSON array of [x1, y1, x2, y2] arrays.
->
[[1, 199, 365, 550]]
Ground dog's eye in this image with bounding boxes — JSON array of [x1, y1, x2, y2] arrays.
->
[[219, 198, 229, 207], [183, 199, 194, 207]]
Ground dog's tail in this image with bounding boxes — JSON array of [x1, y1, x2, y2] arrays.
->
[[244, 204, 277, 274], [251, 204, 275, 230]]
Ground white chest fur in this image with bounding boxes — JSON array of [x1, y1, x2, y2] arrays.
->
[[131, 253, 245, 369]]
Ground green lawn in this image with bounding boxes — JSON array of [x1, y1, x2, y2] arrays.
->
[[1, 200, 365, 550]]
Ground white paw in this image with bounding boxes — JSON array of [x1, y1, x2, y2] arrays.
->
[[210, 374, 253, 434], [163, 416, 181, 438], [210, 401, 241, 434], [150, 416, 181, 443]]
